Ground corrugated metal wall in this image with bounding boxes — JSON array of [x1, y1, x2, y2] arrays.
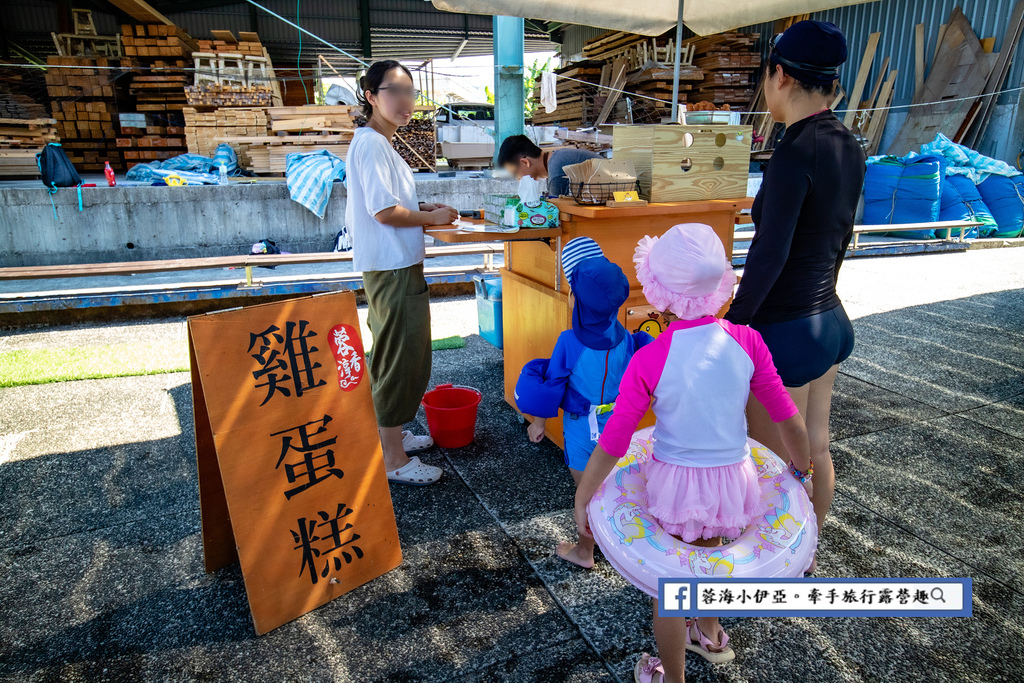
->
[[813, 0, 1023, 105], [562, 1, 1023, 105]]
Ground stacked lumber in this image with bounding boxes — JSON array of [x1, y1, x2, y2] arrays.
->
[[185, 84, 272, 107], [529, 62, 605, 127], [192, 30, 283, 107], [582, 31, 648, 63], [121, 24, 196, 114], [52, 101, 117, 140], [0, 93, 49, 120], [46, 57, 130, 171], [684, 32, 760, 108], [183, 107, 268, 167], [129, 71, 189, 111], [120, 24, 199, 58], [212, 106, 357, 174], [626, 64, 704, 123], [197, 30, 265, 56], [116, 112, 187, 168], [184, 107, 268, 154], [0, 119, 59, 176], [44, 56, 127, 98]]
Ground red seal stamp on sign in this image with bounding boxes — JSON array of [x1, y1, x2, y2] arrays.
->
[[328, 324, 365, 391]]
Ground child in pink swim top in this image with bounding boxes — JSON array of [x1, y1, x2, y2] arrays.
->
[[573, 223, 813, 683]]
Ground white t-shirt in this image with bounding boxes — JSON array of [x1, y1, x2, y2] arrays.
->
[[345, 126, 425, 272]]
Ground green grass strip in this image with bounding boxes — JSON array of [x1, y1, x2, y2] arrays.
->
[[431, 335, 466, 351], [0, 343, 189, 388], [1, 335, 469, 387]]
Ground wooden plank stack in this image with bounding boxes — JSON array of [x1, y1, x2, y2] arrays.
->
[[183, 107, 268, 167], [44, 56, 126, 99], [529, 62, 605, 127], [582, 31, 649, 63], [45, 57, 130, 172], [192, 30, 283, 108], [121, 24, 199, 59], [116, 112, 187, 168], [684, 32, 760, 108], [626, 64, 705, 123], [197, 31, 265, 56], [213, 106, 357, 175], [0, 118, 59, 176], [121, 24, 196, 114], [0, 93, 49, 120], [185, 84, 272, 107]]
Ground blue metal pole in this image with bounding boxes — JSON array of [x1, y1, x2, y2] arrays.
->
[[493, 16, 525, 163]]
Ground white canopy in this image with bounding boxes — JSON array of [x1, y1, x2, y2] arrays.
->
[[431, 0, 878, 37]]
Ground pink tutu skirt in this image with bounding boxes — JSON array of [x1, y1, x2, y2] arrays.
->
[[645, 456, 767, 542]]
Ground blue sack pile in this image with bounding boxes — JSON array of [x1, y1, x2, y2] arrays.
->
[[124, 144, 241, 185], [977, 175, 1024, 238], [863, 153, 944, 235], [862, 134, 1024, 239]]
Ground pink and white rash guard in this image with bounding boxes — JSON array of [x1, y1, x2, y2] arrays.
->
[[598, 317, 798, 467]]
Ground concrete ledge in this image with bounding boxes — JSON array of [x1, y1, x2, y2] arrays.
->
[[0, 176, 518, 267]]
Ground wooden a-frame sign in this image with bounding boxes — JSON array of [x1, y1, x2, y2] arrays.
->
[[188, 291, 402, 634]]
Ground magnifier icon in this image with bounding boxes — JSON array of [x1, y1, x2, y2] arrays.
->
[[931, 587, 946, 603]]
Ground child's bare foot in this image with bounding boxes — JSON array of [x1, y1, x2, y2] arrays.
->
[[555, 541, 594, 568], [804, 553, 818, 576]]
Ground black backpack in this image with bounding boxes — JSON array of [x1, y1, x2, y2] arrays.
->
[[37, 143, 82, 189], [36, 143, 84, 218]]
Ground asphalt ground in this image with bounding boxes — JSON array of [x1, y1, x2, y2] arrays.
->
[[1, 248, 1022, 682]]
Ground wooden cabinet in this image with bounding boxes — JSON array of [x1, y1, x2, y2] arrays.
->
[[501, 197, 752, 448]]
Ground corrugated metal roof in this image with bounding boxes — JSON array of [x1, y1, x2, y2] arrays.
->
[[5, 0, 557, 73]]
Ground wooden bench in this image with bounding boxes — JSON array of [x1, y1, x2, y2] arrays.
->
[[0, 243, 504, 287], [734, 220, 983, 250], [851, 220, 983, 249]]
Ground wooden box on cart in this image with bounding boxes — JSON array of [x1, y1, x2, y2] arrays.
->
[[612, 124, 752, 202]]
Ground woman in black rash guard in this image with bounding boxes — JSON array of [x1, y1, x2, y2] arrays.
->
[[724, 21, 865, 575]]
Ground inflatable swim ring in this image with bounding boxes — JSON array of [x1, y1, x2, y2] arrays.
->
[[588, 427, 818, 598]]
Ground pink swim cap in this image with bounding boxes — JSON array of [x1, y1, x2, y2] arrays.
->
[[633, 223, 737, 319]]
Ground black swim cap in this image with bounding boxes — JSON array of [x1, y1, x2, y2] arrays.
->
[[769, 20, 848, 86]]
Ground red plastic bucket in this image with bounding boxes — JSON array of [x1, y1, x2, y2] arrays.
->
[[422, 384, 482, 448]]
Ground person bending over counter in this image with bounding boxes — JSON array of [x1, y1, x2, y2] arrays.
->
[[497, 134, 601, 199]]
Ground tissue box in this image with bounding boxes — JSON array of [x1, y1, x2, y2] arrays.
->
[[505, 199, 560, 228], [483, 194, 517, 225]]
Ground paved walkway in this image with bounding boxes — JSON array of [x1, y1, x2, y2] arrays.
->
[[1, 248, 1022, 682]]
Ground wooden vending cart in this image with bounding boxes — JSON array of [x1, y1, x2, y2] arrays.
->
[[499, 197, 752, 448]]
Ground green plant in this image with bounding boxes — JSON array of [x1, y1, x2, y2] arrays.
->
[[484, 85, 495, 105]]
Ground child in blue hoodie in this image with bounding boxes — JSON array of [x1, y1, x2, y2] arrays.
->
[[515, 237, 653, 568]]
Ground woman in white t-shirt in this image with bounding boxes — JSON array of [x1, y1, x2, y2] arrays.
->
[[347, 60, 458, 486]]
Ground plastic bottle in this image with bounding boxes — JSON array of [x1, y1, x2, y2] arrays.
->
[[104, 161, 116, 187], [219, 163, 228, 185]]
